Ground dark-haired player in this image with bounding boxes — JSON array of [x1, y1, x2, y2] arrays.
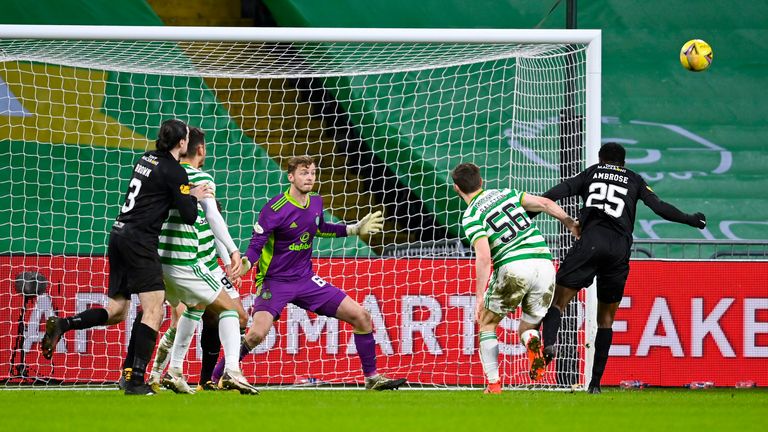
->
[[539, 142, 707, 393], [451, 162, 579, 394], [41, 119, 211, 395]]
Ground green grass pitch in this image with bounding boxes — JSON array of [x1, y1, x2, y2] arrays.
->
[[4, 388, 766, 431]]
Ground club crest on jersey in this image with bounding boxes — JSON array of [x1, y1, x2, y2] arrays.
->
[[179, 184, 190, 194], [290, 221, 298, 228], [254, 222, 264, 234]]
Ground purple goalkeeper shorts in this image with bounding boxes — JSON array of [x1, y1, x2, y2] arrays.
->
[[252, 274, 347, 319]]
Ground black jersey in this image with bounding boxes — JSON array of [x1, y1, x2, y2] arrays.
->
[[112, 150, 198, 246], [543, 163, 699, 237]]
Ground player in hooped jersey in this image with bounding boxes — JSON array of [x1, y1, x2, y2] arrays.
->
[[539, 142, 707, 393], [147, 127, 256, 394], [41, 119, 211, 395], [211, 156, 407, 390], [452, 163, 580, 394]]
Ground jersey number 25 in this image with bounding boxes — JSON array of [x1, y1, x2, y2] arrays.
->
[[585, 182, 627, 218]]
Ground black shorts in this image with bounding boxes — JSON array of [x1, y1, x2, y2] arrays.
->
[[556, 225, 632, 304], [107, 231, 164, 299]]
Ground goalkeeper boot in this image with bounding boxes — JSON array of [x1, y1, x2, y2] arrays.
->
[[526, 335, 546, 381], [41, 316, 66, 360], [365, 374, 407, 391], [196, 381, 218, 392], [221, 369, 259, 395], [162, 367, 195, 394], [483, 381, 502, 394]]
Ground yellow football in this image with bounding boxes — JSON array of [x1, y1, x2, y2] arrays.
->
[[680, 39, 713, 72]]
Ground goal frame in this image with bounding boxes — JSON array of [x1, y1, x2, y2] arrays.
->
[[0, 24, 600, 389]]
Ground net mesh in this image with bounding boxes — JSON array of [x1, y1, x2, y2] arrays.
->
[[0, 36, 587, 389]]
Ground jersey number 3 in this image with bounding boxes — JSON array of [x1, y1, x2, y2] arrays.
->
[[120, 178, 143, 214], [585, 182, 627, 218]]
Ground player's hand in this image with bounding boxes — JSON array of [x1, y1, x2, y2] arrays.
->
[[565, 217, 581, 240], [347, 211, 384, 236], [238, 256, 252, 277], [231, 275, 243, 291], [190, 183, 213, 200], [475, 298, 485, 322], [690, 212, 706, 229], [228, 250, 242, 277]]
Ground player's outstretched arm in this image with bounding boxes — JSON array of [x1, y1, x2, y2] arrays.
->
[[346, 211, 384, 236], [526, 170, 588, 219], [640, 186, 706, 229], [522, 193, 580, 239]]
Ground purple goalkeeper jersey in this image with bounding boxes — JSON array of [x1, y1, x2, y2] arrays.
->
[[245, 191, 347, 285]]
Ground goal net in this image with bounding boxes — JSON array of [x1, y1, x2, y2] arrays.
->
[[0, 26, 599, 389]]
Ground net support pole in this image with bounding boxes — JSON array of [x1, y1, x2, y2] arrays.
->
[[582, 32, 602, 390]]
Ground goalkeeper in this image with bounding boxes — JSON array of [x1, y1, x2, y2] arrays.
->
[[211, 156, 406, 390]]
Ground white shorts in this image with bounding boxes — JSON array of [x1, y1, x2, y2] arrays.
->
[[162, 263, 239, 307], [484, 258, 555, 324]]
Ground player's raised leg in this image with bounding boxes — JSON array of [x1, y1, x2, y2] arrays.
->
[[42, 297, 126, 360], [517, 259, 556, 381]]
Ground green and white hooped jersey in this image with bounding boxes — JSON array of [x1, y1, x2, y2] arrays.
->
[[461, 188, 552, 269], [158, 163, 219, 270]]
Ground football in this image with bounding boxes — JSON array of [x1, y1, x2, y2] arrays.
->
[[680, 39, 713, 71]]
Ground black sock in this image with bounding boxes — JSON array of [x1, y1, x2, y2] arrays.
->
[[130, 322, 158, 384], [66, 308, 109, 331], [591, 328, 613, 387], [542, 306, 562, 349], [122, 311, 143, 370], [198, 321, 221, 384]]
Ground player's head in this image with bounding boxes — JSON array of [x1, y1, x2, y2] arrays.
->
[[287, 155, 316, 194], [451, 163, 483, 197], [182, 127, 207, 168], [156, 119, 189, 154], [598, 142, 626, 166]]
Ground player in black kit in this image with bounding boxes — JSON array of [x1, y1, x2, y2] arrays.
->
[[41, 119, 212, 395], [538, 142, 706, 393]]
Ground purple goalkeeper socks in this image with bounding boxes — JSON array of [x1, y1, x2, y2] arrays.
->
[[354, 332, 377, 377], [211, 342, 251, 383]]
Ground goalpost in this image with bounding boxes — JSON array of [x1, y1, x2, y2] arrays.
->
[[0, 25, 600, 390]]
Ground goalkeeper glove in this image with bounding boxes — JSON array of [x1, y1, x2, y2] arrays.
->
[[347, 211, 384, 236], [238, 257, 252, 277]]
